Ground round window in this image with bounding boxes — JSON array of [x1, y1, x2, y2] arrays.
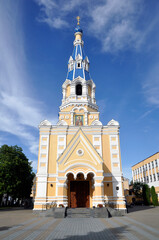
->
[[77, 149, 84, 156]]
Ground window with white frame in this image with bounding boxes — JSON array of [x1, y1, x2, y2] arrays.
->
[[157, 172, 159, 181], [155, 159, 158, 167], [150, 175, 152, 182], [77, 62, 81, 68], [153, 174, 156, 181], [147, 176, 149, 183], [149, 163, 151, 170], [152, 161, 154, 169]]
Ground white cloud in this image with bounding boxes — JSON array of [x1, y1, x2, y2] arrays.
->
[[35, 0, 158, 52], [143, 64, 159, 107], [137, 110, 153, 121], [0, 1, 57, 156], [31, 159, 38, 173], [36, 0, 86, 29], [89, 0, 142, 52]]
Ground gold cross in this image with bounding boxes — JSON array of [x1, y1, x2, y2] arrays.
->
[[76, 16, 80, 25]]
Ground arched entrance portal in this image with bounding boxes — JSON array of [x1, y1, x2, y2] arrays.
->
[[66, 172, 95, 208]]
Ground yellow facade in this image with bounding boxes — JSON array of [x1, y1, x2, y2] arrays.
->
[[132, 152, 159, 200], [34, 23, 126, 212]]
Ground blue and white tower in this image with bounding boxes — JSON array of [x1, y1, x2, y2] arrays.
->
[[60, 17, 99, 124]]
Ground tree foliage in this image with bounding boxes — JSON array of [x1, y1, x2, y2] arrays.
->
[[151, 186, 158, 206], [133, 182, 144, 198], [0, 145, 35, 199], [142, 184, 150, 205]]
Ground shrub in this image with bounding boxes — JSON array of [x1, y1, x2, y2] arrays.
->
[[142, 184, 150, 205], [133, 182, 143, 198], [151, 186, 158, 206], [97, 204, 103, 208], [59, 204, 64, 208]]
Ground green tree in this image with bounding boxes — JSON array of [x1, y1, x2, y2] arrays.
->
[[0, 145, 35, 200], [151, 186, 158, 206], [133, 182, 143, 198], [130, 179, 133, 186], [143, 184, 150, 205]]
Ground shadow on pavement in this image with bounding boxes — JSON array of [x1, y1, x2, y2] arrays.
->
[[0, 207, 32, 211], [47, 225, 130, 240], [127, 205, 155, 213]]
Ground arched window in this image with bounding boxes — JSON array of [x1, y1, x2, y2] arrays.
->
[[76, 84, 82, 95]]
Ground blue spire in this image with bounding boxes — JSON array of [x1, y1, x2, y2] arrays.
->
[[67, 24, 91, 81]]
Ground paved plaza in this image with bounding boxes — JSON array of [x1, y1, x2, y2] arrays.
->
[[0, 206, 159, 240]]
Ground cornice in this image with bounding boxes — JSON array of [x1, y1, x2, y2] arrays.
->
[[60, 101, 98, 111]]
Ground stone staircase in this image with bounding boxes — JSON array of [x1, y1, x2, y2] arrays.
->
[[66, 208, 92, 218], [92, 207, 109, 218], [33, 207, 125, 218], [66, 208, 109, 218]]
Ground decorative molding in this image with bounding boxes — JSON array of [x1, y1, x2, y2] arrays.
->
[[91, 120, 102, 126], [39, 119, 51, 127], [107, 119, 119, 126], [76, 148, 84, 156], [57, 120, 68, 126]]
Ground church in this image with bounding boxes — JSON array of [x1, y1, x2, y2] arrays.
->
[[34, 18, 126, 212]]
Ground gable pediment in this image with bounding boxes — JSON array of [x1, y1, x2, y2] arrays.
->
[[57, 129, 103, 171]]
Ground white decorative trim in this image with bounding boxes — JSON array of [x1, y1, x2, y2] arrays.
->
[[57, 120, 68, 126], [58, 133, 103, 165], [103, 173, 112, 177], [94, 182, 104, 187], [65, 170, 96, 180], [93, 135, 102, 156], [48, 174, 58, 177], [57, 135, 66, 159], [94, 176, 104, 180], [91, 120, 102, 126], [60, 101, 98, 111], [60, 162, 100, 173], [107, 119, 119, 126], [39, 119, 51, 126], [71, 106, 87, 112]]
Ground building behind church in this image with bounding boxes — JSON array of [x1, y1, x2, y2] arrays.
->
[[132, 152, 159, 200], [34, 19, 126, 212]]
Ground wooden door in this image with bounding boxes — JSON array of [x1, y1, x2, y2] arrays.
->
[[70, 181, 89, 208]]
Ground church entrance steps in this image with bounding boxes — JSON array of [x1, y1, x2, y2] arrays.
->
[[93, 208, 109, 218], [66, 208, 109, 218], [33, 207, 126, 218], [67, 208, 91, 218]]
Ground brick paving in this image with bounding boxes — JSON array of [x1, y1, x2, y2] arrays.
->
[[0, 206, 159, 240]]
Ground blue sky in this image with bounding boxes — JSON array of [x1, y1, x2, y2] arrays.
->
[[0, 0, 159, 180]]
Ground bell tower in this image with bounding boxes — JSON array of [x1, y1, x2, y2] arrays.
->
[[34, 17, 126, 213], [58, 17, 100, 127]]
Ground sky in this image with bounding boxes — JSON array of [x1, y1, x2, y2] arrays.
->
[[0, 0, 159, 181]]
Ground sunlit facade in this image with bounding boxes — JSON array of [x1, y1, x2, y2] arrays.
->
[[34, 20, 126, 212], [132, 152, 159, 199]]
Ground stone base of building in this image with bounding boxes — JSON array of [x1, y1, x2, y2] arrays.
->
[[33, 206, 127, 218]]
